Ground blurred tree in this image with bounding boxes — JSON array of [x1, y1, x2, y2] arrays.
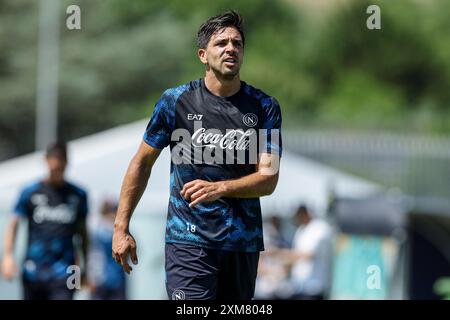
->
[[303, 0, 450, 131], [0, 0, 38, 158]]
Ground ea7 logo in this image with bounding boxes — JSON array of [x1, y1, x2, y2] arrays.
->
[[187, 114, 203, 121]]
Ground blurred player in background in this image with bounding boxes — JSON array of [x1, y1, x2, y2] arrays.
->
[[255, 215, 291, 300], [88, 198, 126, 300], [0, 142, 88, 300], [268, 205, 333, 300]]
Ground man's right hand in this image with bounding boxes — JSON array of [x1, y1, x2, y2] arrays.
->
[[111, 142, 160, 275], [1, 254, 17, 280], [112, 228, 138, 274]]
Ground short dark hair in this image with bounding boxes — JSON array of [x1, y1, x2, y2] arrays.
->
[[46, 142, 67, 160], [197, 10, 245, 49], [296, 205, 309, 216]]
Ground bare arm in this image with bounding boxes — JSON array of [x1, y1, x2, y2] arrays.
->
[[112, 141, 161, 274], [181, 153, 280, 207], [1, 216, 20, 280], [221, 152, 280, 198], [75, 218, 89, 281]]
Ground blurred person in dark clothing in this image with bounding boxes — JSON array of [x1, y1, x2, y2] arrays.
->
[[1, 142, 89, 300], [255, 215, 291, 299], [264, 215, 290, 249], [88, 198, 126, 300]]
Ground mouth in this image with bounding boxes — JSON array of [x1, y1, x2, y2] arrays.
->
[[223, 57, 238, 66]]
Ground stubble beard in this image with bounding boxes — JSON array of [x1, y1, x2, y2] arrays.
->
[[211, 63, 240, 81]]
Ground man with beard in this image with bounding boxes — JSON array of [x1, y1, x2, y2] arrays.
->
[[112, 10, 282, 300]]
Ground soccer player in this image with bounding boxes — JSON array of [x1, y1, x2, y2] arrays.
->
[[112, 10, 282, 300], [1, 142, 89, 300]]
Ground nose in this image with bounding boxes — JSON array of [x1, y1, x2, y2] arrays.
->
[[225, 41, 237, 54]]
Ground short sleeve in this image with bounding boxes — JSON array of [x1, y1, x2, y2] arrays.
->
[[143, 90, 177, 150], [79, 191, 88, 219], [13, 189, 31, 217], [260, 97, 282, 157]]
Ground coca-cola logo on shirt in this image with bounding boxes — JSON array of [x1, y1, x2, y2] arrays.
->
[[191, 128, 254, 150], [170, 120, 280, 169]]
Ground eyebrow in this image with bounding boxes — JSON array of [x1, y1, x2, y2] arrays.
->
[[214, 37, 243, 43]]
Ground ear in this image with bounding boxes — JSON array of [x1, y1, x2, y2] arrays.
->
[[198, 48, 208, 65]]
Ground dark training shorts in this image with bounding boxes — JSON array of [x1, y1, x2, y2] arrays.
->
[[91, 286, 127, 300], [22, 277, 74, 300], [165, 242, 260, 300]]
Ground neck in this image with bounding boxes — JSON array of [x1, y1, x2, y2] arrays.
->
[[204, 71, 241, 97], [44, 176, 65, 187]]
